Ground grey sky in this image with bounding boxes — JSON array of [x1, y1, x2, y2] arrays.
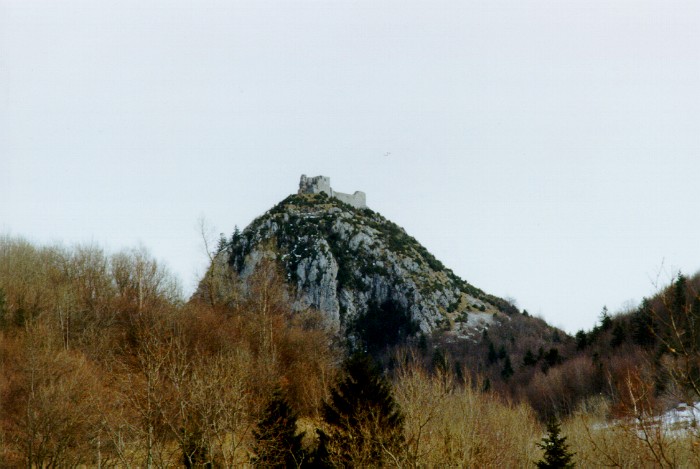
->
[[2, 0, 699, 333]]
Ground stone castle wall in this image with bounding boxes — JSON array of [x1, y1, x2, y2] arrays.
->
[[298, 174, 367, 209]]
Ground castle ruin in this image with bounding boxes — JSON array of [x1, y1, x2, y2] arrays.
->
[[298, 175, 367, 209]]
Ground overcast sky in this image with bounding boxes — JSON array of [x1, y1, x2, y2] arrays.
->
[[2, 0, 699, 333]]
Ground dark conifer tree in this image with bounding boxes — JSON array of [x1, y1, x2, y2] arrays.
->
[[535, 418, 575, 469], [552, 330, 562, 343], [610, 322, 625, 348], [543, 348, 561, 368], [599, 306, 612, 331], [632, 299, 656, 347], [320, 353, 404, 466], [417, 333, 428, 354], [431, 348, 449, 373], [487, 341, 498, 364], [523, 349, 537, 366], [252, 387, 305, 468], [501, 355, 514, 380], [673, 273, 687, 315]]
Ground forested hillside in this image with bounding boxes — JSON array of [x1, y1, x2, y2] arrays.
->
[[2, 234, 700, 467]]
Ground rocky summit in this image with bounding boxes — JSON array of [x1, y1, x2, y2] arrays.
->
[[213, 175, 516, 342]]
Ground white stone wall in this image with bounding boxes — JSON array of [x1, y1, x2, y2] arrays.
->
[[298, 174, 367, 209], [333, 191, 367, 209]]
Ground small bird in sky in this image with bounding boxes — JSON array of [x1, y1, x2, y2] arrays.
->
[[384, 152, 391, 157]]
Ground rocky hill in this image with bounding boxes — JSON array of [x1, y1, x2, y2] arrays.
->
[[206, 176, 517, 348]]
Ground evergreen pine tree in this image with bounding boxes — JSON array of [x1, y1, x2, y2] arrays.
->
[[543, 348, 561, 368], [673, 273, 687, 314], [552, 330, 562, 343], [523, 349, 537, 366], [431, 348, 449, 373], [417, 333, 428, 354], [252, 387, 305, 468], [501, 355, 514, 380], [320, 353, 404, 466], [610, 322, 625, 348], [487, 341, 498, 364], [535, 418, 575, 469], [631, 299, 656, 347], [599, 306, 612, 331]]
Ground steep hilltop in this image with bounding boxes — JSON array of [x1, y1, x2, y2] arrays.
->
[[210, 175, 516, 343]]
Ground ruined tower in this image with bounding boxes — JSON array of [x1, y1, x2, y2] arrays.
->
[[298, 174, 367, 209]]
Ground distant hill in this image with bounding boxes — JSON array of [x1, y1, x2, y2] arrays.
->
[[197, 175, 569, 362], [197, 176, 574, 385], [566, 272, 700, 415]]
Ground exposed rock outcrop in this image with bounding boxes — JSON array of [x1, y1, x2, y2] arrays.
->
[[211, 187, 514, 337]]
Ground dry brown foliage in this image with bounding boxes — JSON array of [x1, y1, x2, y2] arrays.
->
[[6, 236, 700, 467], [393, 355, 539, 468]]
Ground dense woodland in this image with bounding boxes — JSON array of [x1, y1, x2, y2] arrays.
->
[[2, 234, 700, 467]]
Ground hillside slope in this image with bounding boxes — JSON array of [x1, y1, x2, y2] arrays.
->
[[206, 185, 517, 343]]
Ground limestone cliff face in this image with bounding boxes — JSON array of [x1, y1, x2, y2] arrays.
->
[[216, 192, 514, 337]]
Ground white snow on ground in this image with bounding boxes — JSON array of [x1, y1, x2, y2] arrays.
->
[[657, 403, 700, 436], [595, 403, 700, 438]]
